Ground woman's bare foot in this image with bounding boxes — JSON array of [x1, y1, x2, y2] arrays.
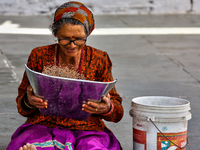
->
[[19, 143, 36, 150]]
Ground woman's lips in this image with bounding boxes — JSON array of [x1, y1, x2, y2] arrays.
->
[[66, 48, 77, 52]]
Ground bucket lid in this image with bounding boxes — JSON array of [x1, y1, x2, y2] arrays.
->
[[130, 96, 192, 122], [131, 96, 190, 108]]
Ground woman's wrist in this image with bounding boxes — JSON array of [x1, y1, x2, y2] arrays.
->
[[23, 95, 36, 109], [101, 102, 113, 116]]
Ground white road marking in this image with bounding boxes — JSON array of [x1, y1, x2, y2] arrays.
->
[[0, 20, 200, 35]]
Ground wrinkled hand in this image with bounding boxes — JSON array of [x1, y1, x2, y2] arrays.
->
[[82, 93, 111, 114], [26, 86, 48, 108]]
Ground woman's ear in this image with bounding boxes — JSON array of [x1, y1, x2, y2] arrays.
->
[[53, 35, 57, 42]]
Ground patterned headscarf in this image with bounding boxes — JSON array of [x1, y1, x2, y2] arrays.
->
[[54, 1, 95, 36]]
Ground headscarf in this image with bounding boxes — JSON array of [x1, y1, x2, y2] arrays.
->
[[54, 1, 95, 36]]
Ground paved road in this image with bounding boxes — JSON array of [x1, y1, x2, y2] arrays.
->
[[0, 14, 200, 150]]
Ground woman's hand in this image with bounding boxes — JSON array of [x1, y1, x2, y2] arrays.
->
[[26, 86, 48, 109], [82, 93, 111, 114]]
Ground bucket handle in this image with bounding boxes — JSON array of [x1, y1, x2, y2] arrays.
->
[[149, 118, 188, 149]]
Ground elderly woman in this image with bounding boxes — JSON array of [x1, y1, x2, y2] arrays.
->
[[7, 1, 123, 150]]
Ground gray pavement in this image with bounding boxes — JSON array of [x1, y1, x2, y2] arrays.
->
[[0, 14, 200, 150]]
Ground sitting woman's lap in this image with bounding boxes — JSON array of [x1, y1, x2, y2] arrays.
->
[[7, 123, 121, 150]]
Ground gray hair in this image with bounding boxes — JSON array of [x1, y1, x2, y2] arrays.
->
[[50, 18, 87, 36]]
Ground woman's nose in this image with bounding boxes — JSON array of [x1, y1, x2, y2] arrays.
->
[[68, 41, 76, 48]]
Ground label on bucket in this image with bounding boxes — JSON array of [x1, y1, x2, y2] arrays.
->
[[133, 128, 147, 150], [157, 131, 187, 150]]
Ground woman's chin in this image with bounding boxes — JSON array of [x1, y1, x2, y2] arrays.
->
[[60, 46, 83, 58], [67, 52, 78, 57], [63, 49, 78, 57]]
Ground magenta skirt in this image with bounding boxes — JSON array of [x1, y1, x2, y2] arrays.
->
[[7, 123, 121, 150]]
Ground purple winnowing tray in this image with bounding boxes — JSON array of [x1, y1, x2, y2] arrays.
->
[[25, 64, 117, 121]]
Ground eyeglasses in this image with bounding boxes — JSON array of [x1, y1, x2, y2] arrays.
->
[[58, 38, 87, 46]]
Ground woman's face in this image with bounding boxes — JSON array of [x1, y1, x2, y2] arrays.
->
[[56, 23, 86, 58]]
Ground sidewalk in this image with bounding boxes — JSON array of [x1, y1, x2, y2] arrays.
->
[[0, 14, 200, 150]]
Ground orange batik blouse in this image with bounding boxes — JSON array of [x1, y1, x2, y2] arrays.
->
[[16, 44, 123, 131]]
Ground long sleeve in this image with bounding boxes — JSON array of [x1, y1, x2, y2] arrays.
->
[[97, 52, 123, 122], [82, 47, 124, 123], [16, 45, 55, 117]]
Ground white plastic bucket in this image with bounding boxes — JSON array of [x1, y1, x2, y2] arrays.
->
[[129, 96, 192, 150]]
